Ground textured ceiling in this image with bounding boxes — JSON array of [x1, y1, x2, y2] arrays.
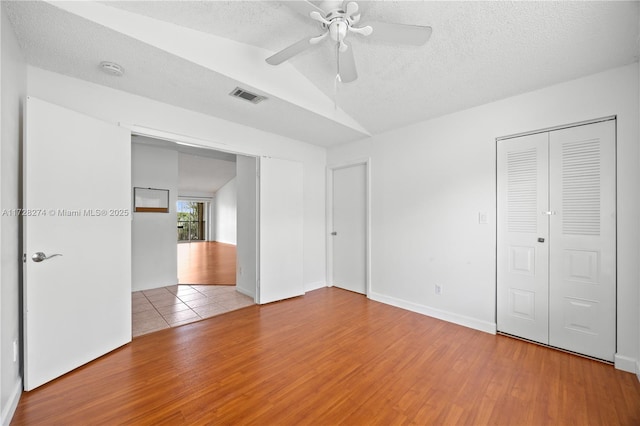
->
[[4, 1, 366, 146], [5, 1, 640, 147]]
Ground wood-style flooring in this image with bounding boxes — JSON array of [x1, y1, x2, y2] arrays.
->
[[11, 288, 640, 425], [178, 241, 236, 285]]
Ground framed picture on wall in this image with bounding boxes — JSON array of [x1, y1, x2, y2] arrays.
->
[[133, 187, 169, 213]]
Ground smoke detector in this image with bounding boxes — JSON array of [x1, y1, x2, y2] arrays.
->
[[100, 61, 124, 77]]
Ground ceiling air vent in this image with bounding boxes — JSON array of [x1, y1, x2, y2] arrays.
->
[[229, 87, 267, 104]]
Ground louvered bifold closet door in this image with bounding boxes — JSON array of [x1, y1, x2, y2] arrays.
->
[[497, 133, 549, 344], [548, 120, 616, 361]]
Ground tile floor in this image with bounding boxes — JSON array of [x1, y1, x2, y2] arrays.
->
[[132, 285, 254, 337]]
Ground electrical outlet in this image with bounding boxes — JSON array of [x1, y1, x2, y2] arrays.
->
[[13, 340, 17, 363], [435, 284, 442, 295]]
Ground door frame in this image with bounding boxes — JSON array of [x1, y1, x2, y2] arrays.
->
[[326, 158, 371, 296], [126, 124, 260, 302]]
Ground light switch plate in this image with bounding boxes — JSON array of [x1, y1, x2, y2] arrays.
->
[[478, 212, 488, 224]]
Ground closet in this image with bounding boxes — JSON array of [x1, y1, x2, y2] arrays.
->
[[497, 119, 616, 361]]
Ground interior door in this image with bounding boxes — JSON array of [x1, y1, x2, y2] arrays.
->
[[258, 157, 304, 304], [497, 132, 549, 344], [548, 120, 616, 361], [332, 163, 367, 294], [24, 97, 131, 390]]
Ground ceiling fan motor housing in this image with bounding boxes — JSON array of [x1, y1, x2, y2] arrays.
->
[[328, 19, 348, 43], [316, 2, 363, 45]]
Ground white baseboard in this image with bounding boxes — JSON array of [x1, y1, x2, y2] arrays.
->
[[235, 285, 255, 299], [637, 361, 640, 382], [1, 378, 22, 426], [132, 280, 179, 292], [304, 281, 327, 293], [614, 353, 637, 374], [369, 291, 496, 334]]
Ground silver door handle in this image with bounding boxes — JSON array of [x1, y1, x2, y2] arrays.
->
[[31, 252, 63, 263], [542, 211, 557, 215]]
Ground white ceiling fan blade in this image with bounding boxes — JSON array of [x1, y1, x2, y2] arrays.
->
[[348, 25, 372, 36], [338, 42, 357, 83], [343, 0, 366, 16], [266, 37, 318, 65], [285, 1, 325, 19], [310, 11, 331, 26], [367, 21, 432, 45], [344, 1, 359, 18]]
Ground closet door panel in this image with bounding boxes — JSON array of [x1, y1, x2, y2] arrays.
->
[[497, 133, 550, 344], [548, 120, 616, 361]]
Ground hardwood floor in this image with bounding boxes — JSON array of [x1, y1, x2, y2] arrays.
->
[[11, 288, 640, 425], [178, 241, 236, 285]]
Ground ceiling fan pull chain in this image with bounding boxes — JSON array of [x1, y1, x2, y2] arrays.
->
[[334, 43, 341, 110], [334, 73, 341, 110]]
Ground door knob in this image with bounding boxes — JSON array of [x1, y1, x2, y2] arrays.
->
[[31, 252, 63, 262]]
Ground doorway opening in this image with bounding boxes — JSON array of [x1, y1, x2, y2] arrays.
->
[[175, 147, 238, 286], [131, 134, 258, 337]]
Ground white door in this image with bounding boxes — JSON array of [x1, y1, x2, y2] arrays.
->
[[497, 132, 550, 344], [331, 163, 367, 294], [24, 97, 131, 390], [497, 119, 616, 361], [548, 121, 616, 361], [258, 157, 304, 304]]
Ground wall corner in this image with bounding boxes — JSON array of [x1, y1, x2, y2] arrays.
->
[[0, 378, 21, 426]]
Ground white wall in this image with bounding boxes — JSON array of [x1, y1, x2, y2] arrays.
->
[[214, 178, 237, 245], [328, 63, 640, 372], [131, 143, 178, 291], [0, 6, 25, 424], [26, 66, 327, 291], [236, 156, 258, 298], [209, 199, 215, 242]]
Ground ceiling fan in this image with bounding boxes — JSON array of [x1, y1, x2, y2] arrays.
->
[[266, 0, 432, 83]]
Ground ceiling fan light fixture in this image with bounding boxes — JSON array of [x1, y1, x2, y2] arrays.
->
[[267, 0, 433, 83], [329, 20, 348, 43], [99, 61, 124, 77]]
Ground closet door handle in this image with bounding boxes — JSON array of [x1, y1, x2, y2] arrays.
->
[[542, 211, 556, 215], [537, 238, 545, 243]]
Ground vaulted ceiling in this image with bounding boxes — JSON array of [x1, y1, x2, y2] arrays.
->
[[5, 1, 639, 147], [133, 135, 237, 196]]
